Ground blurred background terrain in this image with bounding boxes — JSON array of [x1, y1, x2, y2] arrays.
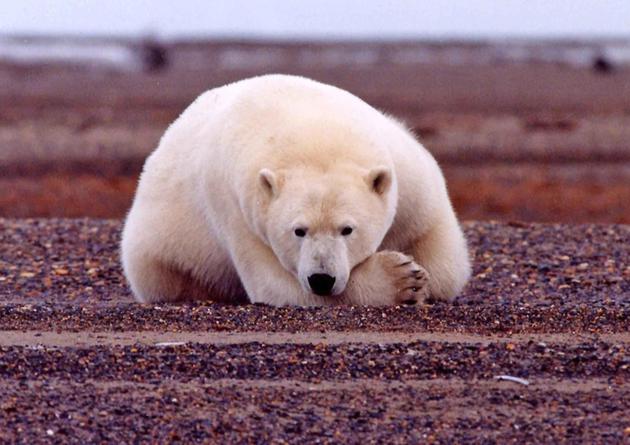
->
[[1, 0, 629, 223]]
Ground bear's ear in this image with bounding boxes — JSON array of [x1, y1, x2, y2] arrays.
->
[[259, 168, 280, 197], [366, 166, 392, 195]]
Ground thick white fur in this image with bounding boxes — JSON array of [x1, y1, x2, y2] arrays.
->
[[121, 74, 471, 306]]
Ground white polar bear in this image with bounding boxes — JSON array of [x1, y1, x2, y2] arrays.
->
[[121, 74, 470, 306]]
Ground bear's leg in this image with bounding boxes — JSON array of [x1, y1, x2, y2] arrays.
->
[[122, 203, 247, 303], [344, 251, 430, 305], [122, 254, 201, 303], [407, 220, 471, 302], [123, 249, 246, 304]]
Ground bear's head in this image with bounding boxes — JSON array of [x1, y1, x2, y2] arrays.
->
[[257, 164, 397, 297]]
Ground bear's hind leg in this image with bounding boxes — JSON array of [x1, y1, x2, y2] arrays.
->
[[408, 220, 471, 302], [122, 254, 208, 303]]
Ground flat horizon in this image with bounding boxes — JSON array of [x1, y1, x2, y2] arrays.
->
[[1, 0, 629, 40]]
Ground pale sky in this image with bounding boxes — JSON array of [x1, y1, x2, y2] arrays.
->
[[1, 0, 629, 39]]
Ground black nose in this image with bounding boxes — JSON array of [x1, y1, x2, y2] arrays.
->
[[308, 274, 336, 296]]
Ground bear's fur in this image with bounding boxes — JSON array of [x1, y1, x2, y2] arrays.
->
[[121, 74, 470, 306]]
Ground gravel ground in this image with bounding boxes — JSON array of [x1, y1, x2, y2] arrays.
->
[[0, 218, 629, 443]]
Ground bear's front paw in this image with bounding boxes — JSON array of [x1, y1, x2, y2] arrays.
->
[[371, 251, 430, 306]]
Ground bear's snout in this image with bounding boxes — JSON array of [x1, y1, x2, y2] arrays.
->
[[307, 273, 336, 296]]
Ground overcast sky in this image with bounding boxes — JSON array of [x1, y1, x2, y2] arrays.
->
[[1, 0, 629, 39]]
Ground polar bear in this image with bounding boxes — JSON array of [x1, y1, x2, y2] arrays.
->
[[121, 74, 470, 306]]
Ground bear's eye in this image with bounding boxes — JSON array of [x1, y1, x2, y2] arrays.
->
[[294, 228, 307, 237], [341, 226, 353, 236]]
